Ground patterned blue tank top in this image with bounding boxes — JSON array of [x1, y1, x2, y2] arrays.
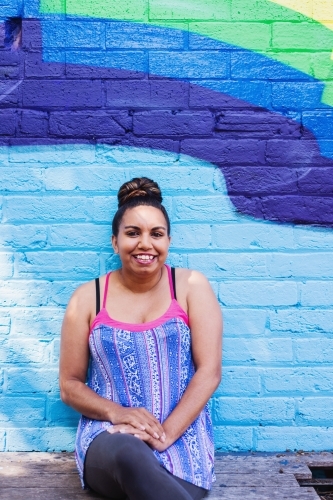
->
[[75, 265, 215, 490]]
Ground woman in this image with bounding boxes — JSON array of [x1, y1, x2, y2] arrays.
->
[[60, 177, 222, 500]]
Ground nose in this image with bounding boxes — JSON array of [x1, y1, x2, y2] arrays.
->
[[138, 232, 152, 250]]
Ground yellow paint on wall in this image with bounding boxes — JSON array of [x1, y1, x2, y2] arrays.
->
[[269, 0, 333, 28]]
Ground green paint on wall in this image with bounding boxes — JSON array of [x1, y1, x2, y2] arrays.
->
[[40, 0, 333, 105]]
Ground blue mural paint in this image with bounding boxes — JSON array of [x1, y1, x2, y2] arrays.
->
[[1, 19, 333, 227]]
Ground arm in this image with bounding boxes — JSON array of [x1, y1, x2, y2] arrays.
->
[[59, 280, 165, 440], [139, 270, 222, 452]]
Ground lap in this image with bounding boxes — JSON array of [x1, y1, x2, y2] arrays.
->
[[84, 431, 207, 500]]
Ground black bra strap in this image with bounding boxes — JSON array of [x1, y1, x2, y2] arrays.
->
[[95, 277, 100, 315], [171, 267, 177, 300]]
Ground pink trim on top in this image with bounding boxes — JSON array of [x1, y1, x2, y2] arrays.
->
[[90, 265, 189, 333]]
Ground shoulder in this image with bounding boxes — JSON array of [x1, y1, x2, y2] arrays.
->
[[65, 275, 106, 321], [172, 267, 216, 313], [173, 267, 211, 292]]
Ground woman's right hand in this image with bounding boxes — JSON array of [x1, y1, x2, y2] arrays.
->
[[111, 406, 166, 442]]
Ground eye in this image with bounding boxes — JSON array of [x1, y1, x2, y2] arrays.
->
[[126, 230, 139, 237], [152, 231, 164, 238]]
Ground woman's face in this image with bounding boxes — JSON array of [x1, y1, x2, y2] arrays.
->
[[112, 205, 171, 275]]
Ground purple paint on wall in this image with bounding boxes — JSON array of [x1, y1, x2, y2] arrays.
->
[[1, 20, 333, 227]]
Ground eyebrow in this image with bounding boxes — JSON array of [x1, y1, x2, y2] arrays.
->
[[124, 225, 167, 230]]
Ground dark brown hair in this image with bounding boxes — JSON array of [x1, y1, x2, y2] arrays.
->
[[112, 177, 170, 236]]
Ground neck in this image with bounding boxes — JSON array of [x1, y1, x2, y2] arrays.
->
[[117, 266, 164, 294]]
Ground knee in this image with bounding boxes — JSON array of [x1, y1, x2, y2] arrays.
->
[[112, 435, 152, 473]]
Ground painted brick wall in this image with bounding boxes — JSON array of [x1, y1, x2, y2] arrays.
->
[[1, 0, 333, 452]]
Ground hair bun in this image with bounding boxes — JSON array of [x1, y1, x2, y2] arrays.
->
[[117, 177, 163, 208]]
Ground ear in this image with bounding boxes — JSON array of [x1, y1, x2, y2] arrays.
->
[[111, 235, 118, 254]]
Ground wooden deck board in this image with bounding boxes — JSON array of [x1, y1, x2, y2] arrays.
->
[[1, 452, 331, 499]]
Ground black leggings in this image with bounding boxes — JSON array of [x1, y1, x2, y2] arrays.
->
[[84, 432, 208, 500]]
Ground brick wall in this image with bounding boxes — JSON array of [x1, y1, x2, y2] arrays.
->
[[1, 0, 333, 452]]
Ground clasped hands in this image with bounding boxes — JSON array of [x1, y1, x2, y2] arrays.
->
[[107, 406, 170, 452]]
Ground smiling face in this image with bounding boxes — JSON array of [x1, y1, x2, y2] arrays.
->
[[112, 205, 171, 276]]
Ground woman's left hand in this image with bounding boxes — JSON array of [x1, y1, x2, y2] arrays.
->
[[108, 424, 170, 452]]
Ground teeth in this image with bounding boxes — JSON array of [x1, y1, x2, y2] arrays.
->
[[136, 255, 154, 260]]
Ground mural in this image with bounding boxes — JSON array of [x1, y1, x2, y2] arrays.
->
[[1, 0, 333, 226], [1, 0, 333, 453]]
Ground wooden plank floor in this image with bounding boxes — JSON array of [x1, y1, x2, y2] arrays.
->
[[0, 451, 332, 499]]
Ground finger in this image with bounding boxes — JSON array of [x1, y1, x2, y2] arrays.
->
[[108, 424, 135, 434], [140, 422, 164, 440], [131, 410, 165, 438], [139, 409, 165, 434]]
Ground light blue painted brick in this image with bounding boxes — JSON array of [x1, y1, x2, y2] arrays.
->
[[0, 252, 13, 278], [214, 368, 261, 396], [171, 224, 211, 249], [165, 252, 187, 268], [1, 225, 48, 249], [267, 253, 333, 278], [3, 196, 117, 223], [212, 223, 295, 250], [0, 280, 56, 307], [106, 22, 186, 49], [128, 167, 216, 193], [262, 368, 333, 395], [255, 427, 333, 452], [0, 314, 10, 335], [213, 397, 295, 425], [51, 339, 60, 364], [188, 254, 267, 279], [6, 427, 76, 452], [102, 253, 123, 273], [8, 145, 96, 164], [295, 226, 333, 249], [0, 430, 5, 451], [15, 251, 99, 279], [51, 281, 79, 307], [44, 167, 129, 192], [95, 144, 177, 165], [0, 339, 50, 364], [299, 281, 333, 306], [294, 339, 333, 364], [46, 399, 80, 425], [214, 426, 253, 451], [174, 195, 238, 222], [208, 280, 219, 296], [42, 20, 105, 49], [297, 398, 333, 425], [6, 369, 59, 394], [218, 308, 267, 336], [223, 338, 293, 365], [1, 168, 43, 191], [269, 309, 333, 334], [11, 307, 64, 338], [0, 397, 45, 424], [219, 281, 297, 306], [149, 51, 229, 79], [48, 224, 111, 250]]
